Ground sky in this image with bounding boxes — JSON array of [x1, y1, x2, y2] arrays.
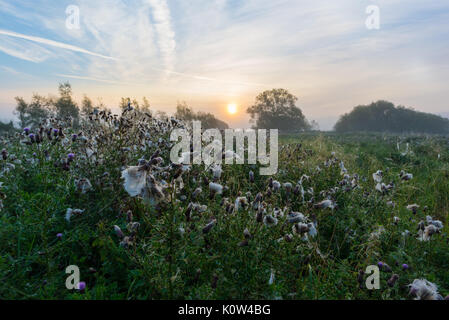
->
[[0, 0, 449, 130]]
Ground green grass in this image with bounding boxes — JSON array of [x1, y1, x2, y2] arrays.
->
[[1, 124, 448, 300]]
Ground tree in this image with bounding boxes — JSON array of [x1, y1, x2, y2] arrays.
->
[[14, 94, 51, 128], [119, 97, 151, 113], [131, 99, 140, 110], [247, 89, 311, 132], [141, 97, 151, 113], [119, 97, 131, 111], [81, 95, 94, 116], [175, 102, 229, 130], [310, 120, 320, 131], [14, 97, 29, 128], [334, 100, 449, 134], [53, 82, 79, 123], [175, 102, 195, 122]]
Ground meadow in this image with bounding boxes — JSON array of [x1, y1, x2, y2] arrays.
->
[[0, 110, 448, 300]]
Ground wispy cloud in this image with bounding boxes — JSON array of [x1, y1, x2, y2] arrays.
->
[[55, 73, 134, 85], [1, 65, 23, 75], [1, 0, 449, 129], [0, 29, 116, 60], [0, 44, 47, 63], [146, 0, 176, 73]]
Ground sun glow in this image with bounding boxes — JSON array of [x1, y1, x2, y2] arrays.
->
[[227, 103, 238, 115]]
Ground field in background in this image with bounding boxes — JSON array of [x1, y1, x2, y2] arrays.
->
[[1, 125, 448, 299]]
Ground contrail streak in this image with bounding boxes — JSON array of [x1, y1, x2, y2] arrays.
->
[[0, 29, 117, 61], [1, 29, 267, 87], [55, 74, 135, 85]]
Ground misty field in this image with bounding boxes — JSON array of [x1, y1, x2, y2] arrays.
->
[[0, 112, 448, 300]]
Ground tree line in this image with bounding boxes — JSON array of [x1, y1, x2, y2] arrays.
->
[[175, 102, 229, 130], [2, 84, 448, 134], [2, 84, 318, 133], [3, 82, 229, 132], [13, 82, 104, 129], [334, 100, 449, 134]]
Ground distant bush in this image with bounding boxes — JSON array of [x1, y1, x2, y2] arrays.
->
[[335, 100, 449, 134], [14, 94, 52, 129], [175, 102, 229, 129], [14, 82, 80, 129], [0, 120, 15, 133]]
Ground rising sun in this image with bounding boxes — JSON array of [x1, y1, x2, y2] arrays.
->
[[227, 103, 238, 115]]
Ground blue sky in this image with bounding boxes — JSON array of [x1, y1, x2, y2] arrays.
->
[[1, 0, 449, 129]]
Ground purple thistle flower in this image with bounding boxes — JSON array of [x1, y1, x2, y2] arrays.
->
[[24, 127, 30, 134], [377, 261, 384, 268], [77, 281, 86, 291], [67, 153, 75, 161], [56, 233, 63, 239], [402, 264, 409, 271]]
